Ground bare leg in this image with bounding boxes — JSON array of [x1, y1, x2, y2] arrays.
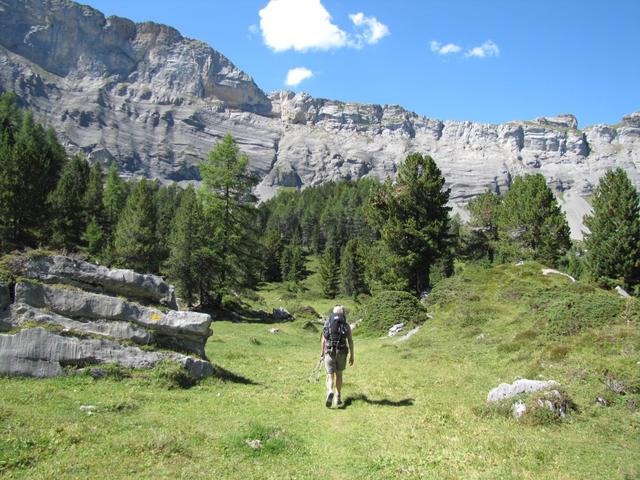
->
[[336, 371, 343, 398], [326, 373, 335, 394]]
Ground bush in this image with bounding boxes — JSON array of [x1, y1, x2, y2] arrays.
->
[[532, 284, 640, 336], [354, 290, 430, 336]]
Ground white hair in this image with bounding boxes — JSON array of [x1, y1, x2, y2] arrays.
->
[[332, 305, 344, 315]]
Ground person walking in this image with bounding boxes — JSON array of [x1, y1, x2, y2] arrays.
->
[[321, 305, 354, 407]]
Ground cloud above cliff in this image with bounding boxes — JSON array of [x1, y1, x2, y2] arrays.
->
[[466, 40, 500, 58], [430, 41, 462, 55], [430, 39, 500, 59], [258, 0, 389, 52], [285, 67, 313, 86]]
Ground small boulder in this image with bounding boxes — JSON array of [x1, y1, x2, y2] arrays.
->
[[388, 322, 405, 337], [615, 286, 631, 298], [487, 379, 560, 402], [245, 439, 262, 449], [272, 307, 292, 321], [269, 328, 280, 334]]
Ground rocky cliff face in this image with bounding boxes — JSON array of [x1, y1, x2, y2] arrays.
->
[[1, 0, 639, 239]]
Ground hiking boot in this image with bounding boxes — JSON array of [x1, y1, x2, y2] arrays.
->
[[336, 394, 342, 406], [325, 392, 334, 408]]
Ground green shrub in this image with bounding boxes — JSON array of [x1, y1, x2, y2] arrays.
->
[[533, 285, 639, 336], [354, 290, 430, 336]]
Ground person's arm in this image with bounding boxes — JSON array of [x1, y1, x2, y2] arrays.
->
[[320, 333, 326, 357], [347, 325, 354, 366]]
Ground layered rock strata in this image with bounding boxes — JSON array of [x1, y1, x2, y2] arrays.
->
[[1, 0, 639, 238], [0, 254, 213, 378]]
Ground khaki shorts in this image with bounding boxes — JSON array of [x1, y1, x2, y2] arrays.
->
[[324, 350, 347, 374]]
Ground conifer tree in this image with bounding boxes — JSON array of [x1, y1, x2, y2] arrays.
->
[[84, 162, 105, 225], [0, 95, 65, 250], [340, 238, 367, 296], [199, 134, 260, 304], [464, 190, 502, 261], [49, 155, 90, 250], [497, 174, 570, 266], [583, 168, 640, 289], [113, 178, 159, 273], [369, 153, 451, 294], [319, 243, 340, 298], [166, 186, 207, 306], [103, 163, 128, 237], [262, 228, 284, 282], [155, 183, 182, 266]]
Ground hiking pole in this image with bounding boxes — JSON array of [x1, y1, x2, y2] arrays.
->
[[307, 354, 324, 383]]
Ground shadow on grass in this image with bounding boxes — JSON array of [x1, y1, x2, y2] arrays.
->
[[199, 303, 295, 325], [212, 364, 259, 385], [338, 394, 414, 409]]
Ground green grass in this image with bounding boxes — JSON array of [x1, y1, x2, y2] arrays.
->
[[0, 261, 639, 478]]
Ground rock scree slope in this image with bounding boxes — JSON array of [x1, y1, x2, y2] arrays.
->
[[1, 0, 639, 238], [0, 253, 214, 379]]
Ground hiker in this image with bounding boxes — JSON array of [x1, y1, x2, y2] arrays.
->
[[321, 305, 354, 407]]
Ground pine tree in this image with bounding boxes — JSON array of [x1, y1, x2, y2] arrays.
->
[[103, 163, 128, 237], [497, 174, 570, 266], [113, 178, 159, 273], [464, 190, 502, 261], [84, 162, 105, 226], [49, 155, 90, 250], [369, 153, 451, 294], [199, 134, 260, 304], [0, 95, 65, 250], [155, 183, 182, 266], [165, 186, 208, 306], [262, 228, 284, 282], [340, 238, 367, 296], [583, 168, 640, 289], [82, 217, 105, 258], [319, 243, 340, 298]]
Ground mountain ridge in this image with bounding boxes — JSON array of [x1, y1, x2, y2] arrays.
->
[[1, 0, 639, 238]]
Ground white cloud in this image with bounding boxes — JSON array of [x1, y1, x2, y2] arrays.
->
[[285, 67, 313, 87], [466, 40, 500, 58], [258, 0, 389, 52], [349, 12, 390, 47], [248, 24, 259, 36], [259, 0, 347, 52], [430, 40, 462, 55]]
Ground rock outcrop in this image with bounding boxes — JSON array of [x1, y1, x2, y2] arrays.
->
[[0, 254, 213, 379], [1, 0, 639, 238], [487, 379, 560, 402]]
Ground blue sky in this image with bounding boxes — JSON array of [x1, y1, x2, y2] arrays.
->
[[82, 0, 640, 127]]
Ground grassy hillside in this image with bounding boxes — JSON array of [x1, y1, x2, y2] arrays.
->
[[1, 262, 639, 479]]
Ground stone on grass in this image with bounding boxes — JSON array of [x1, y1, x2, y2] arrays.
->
[[541, 268, 576, 283], [269, 328, 280, 334], [615, 286, 631, 298], [245, 439, 263, 449], [0, 255, 214, 379], [272, 307, 292, 321], [20, 255, 177, 308], [388, 323, 405, 337], [487, 379, 560, 402]]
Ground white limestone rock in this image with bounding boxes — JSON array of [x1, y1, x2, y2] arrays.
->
[[0, 327, 213, 378], [20, 255, 177, 308], [487, 379, 560, 402]]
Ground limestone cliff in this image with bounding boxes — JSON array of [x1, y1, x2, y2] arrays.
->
[[1, 0, 639, 238]]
